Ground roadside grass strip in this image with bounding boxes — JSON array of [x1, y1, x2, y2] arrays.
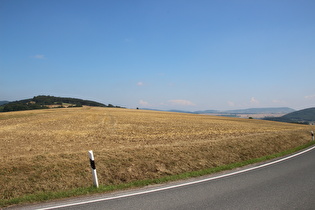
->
[[2, 141, 315, 208]]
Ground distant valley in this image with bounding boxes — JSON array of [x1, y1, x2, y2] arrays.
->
[[143, 107, 295, 119], [143, 107, 315, 124]]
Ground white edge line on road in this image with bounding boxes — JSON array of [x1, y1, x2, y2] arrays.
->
[[36, 145, 315, 210]]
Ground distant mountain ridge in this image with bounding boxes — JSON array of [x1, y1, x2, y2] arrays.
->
[[142, 107, 294, 115], [216, 107, 295, 114]]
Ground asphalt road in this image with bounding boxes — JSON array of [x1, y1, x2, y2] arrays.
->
[[8, 146, 315, 210]]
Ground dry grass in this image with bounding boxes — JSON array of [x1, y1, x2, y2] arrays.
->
[[0, 107, 312, 200]]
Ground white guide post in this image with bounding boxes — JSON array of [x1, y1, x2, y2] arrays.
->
[[88, 150, 99, 188], [311, 131, 314, 141]]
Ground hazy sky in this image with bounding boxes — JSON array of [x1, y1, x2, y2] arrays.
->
[[1, 0, 315, 111]]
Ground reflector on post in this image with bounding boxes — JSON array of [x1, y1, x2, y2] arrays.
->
[[88, 150, 99, 188]]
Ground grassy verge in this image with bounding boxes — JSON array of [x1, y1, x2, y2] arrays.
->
[[2, 141, 315, 208]]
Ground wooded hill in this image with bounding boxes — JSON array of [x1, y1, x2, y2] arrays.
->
[[0, 95, 122, 112], [264, 107, 315, 124]]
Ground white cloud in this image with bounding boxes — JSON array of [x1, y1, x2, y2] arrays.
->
[[272, 99, 281, 103], [139, 99, 150, 106], [137, 82, 144, 86], [250, 97, 259, 105], [272, 99, 287, 105], [305, 94, 315, 99], [168, 99, 196, 106], [32, 54, 46, 59], [227, 101, 235, 107]]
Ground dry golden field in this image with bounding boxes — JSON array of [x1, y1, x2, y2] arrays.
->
[[0, 107, 312, 200]]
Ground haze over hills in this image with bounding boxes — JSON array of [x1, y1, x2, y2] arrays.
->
[[0, 101, 9, 106], [142, 107, 295, 115], [194, 107, 295, 114], [219, 107, 295, 114]]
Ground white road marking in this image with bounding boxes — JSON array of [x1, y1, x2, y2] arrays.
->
[[36, 145, 315, 210]]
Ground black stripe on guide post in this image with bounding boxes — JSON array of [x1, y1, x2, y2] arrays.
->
[[90, 159, 96, 170]]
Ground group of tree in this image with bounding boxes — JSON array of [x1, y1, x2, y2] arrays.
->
[[0, 95, 123, 112], [0, 102, 47, 112]]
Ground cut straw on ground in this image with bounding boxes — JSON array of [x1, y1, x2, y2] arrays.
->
[[1, 107, 313, 207]]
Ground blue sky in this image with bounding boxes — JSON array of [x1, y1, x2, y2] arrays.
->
[[1, 0, 315, 111]]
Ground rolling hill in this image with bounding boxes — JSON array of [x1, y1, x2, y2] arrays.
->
[[264, 107, 315, 124], [0, 95, 122, 112]]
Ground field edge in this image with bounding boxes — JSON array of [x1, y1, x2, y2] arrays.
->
[[2, 140, 315, 208]]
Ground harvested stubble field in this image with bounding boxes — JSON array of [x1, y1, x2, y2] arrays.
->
[[0, 107, 312, 201]]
